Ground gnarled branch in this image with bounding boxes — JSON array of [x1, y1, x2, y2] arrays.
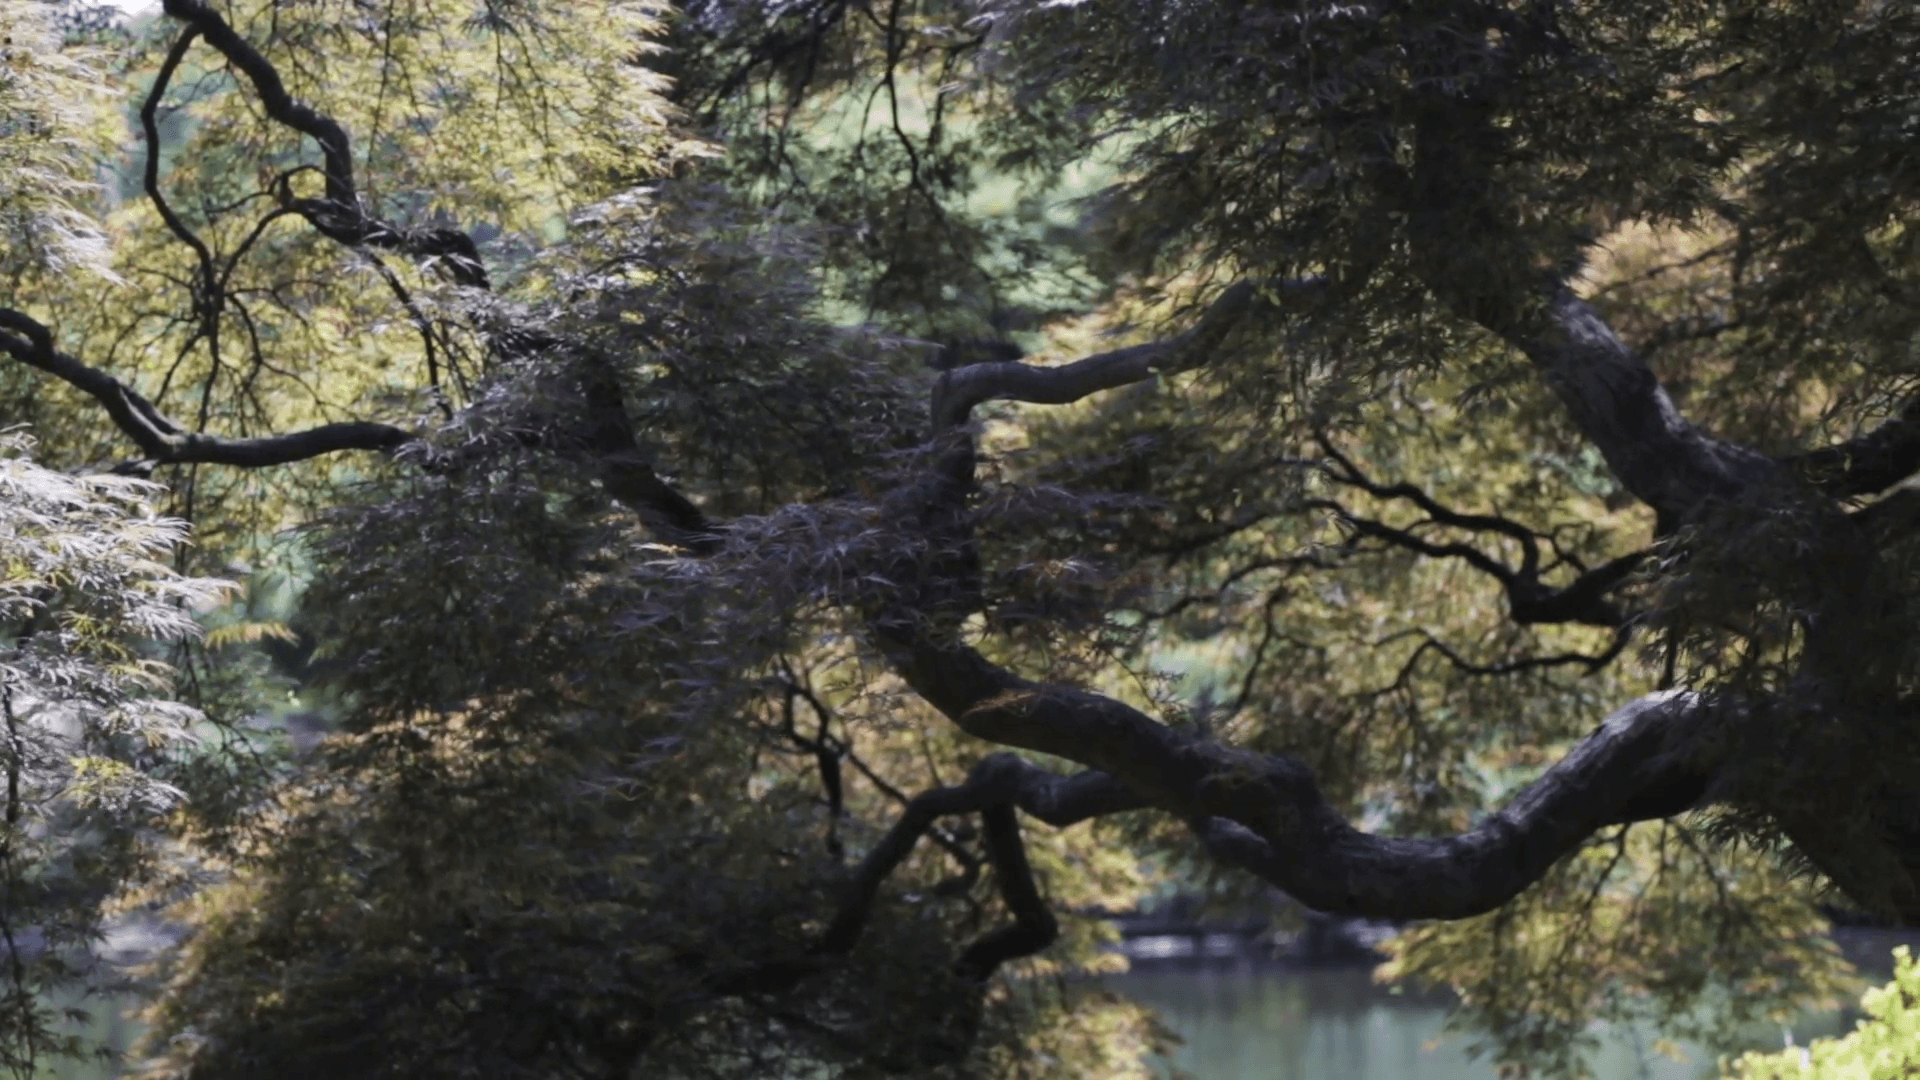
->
[[889, 633, 1719, 920]]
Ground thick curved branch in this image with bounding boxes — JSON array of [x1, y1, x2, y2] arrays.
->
[[895, 242, 1717, 922], [1192, 687, 1712, 909], [929, 278, 1324, 432], [1405, 109, 1779, 524], [886, 632, 1720, 919], [1788, 396, 1920, 499], [1505, 289, 1778, 524]]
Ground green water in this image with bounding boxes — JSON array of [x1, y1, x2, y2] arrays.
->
[[1108, 964, 1856, 1080]]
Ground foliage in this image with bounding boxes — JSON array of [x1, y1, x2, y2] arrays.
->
[[0, 0, 116, 279], [1384, 824, 1854, 1080], [1727, 947, 1920, 1080], [0, 0, 1916, 1078], [0, 429, 228, 1078]]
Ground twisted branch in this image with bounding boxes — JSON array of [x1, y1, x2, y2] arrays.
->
[[886, 631, 1717, 919], [1316, 437, 1645, 629], [160, 0, 487, 286]]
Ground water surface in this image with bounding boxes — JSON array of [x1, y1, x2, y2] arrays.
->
[[1109, 963, 1856, 1080]]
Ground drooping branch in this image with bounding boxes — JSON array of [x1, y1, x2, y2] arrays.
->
[[952, 803, 1056, 980], [817, 751, 1145, 958], [674, 753, 1126, 1073], [0, 307, 413, 470], [776, 666, 989, 875], [570, 358, 721, 552], [696, 753, 1136, 1007]]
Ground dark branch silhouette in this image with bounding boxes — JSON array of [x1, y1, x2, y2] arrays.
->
[[0, 307, 412, 471], [1313, 439, 1646, 631], [160, 0, 488, 287]]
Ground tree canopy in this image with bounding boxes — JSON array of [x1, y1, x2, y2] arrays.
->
[[3, 0, 1920, 1076]]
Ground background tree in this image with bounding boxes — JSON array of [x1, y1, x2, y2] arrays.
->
[[2, 0, 1919, 1076], [1728, 946, 1920, 1080], [0, 429, 228, 1079]]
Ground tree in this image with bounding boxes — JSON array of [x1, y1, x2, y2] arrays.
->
[[3, 0, 1919, 1076], [1727, 946, 1920, 1080], [0, 429, 228, 1079]]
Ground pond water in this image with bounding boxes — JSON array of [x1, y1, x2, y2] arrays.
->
[[1105, 948, 1907, 1080]]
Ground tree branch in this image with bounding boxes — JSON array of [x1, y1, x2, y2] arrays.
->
[[142, 26, 218, 306], [1506, 288, 1778, 524], [1385, 626, 1633, 681], [952, 803, 1056, 980], [881, 625, 1718, 920], [1787, 395, 1920, 499], [882, 250, 1726, 923], [0, 307, 413, 470], [160, 0, 488, 287], [128, 3, 726, 552], [818, 751, 1145, 958], [1403, 107, 1779, 525], [1312, 442, 1644, 629], [929, 278, 1322, 432]]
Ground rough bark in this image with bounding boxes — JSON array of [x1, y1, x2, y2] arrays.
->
[[1503, 288, 1780, 524]]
